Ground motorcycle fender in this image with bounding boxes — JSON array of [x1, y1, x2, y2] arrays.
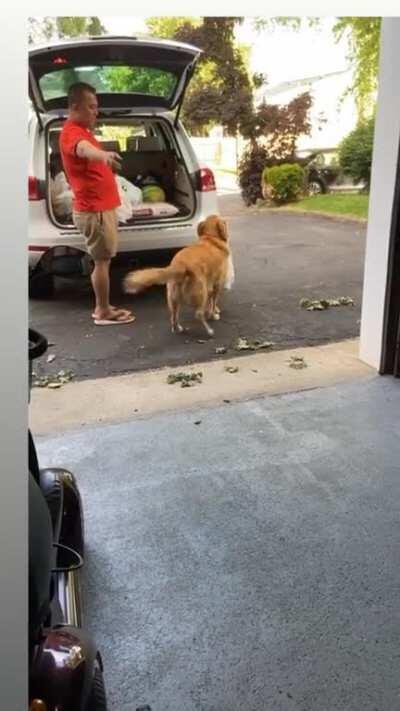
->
[[30, 625, 98, 711]]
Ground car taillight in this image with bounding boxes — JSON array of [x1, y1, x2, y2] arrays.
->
[[196, 167, 216, 192], [29, 176, 44, 201]]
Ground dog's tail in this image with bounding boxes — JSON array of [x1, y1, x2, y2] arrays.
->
[[123, 264, 187, 294]]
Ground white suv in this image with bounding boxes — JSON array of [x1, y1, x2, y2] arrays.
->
[[28, 36, 218, 297]]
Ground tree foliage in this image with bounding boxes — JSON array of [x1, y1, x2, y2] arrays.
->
[[146, 17, 201, 38], [253, 17, 319, 32], [333, 17, 380, 119], [28, 16, 105, 45], [241, 92, 312, 146], [146, 16, 312, 203], [146, 16, 254, 136], [28, 17, 54, 45], [238, 94, 312, 205], [338, 117, 375, 187]]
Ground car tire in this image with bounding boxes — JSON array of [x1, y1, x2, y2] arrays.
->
[[86, 666, 107, 711], [307, 178, 326, 196], [29, 270, 55, 299]]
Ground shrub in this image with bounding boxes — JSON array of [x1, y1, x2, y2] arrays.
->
[[338, 117, 375, 188], [238, 144, 269, 206], [262, 163, 305, 204], [237, 90, 313, 206]]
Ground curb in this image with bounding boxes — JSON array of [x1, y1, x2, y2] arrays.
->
[[253, 206, 368, 224], [30, 339, 374, 436]]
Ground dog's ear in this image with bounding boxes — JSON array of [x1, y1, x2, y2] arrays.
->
[[197, 220, 206, 237], [217, 218, 228, 241]]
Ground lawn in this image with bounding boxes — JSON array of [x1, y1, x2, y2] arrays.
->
[[287, 193, 369, 219]]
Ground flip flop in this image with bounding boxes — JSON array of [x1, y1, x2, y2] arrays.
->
[[92, 308, 132, 319], [94, 314, 136, 326]]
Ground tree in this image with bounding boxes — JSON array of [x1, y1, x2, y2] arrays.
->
[[338, 117, 375, 188], [28, 17, 55, 45], [146, 16, 201, 38], [146, 16, 255, 136], [238, 93, 313, 205], [253, 17, 381, 119], [253, 17, 318, 32], [145, 17, 312, 203], [333, 18, 380, 119], [28, 16, 105, 45]]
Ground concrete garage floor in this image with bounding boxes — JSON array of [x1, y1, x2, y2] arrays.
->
[[36, 375, 400, 711]]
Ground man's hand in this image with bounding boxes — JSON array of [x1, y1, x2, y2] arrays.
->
[[101, 151, 122, 172]]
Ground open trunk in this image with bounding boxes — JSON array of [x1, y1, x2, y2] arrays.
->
[[47, 116, 196, 228]]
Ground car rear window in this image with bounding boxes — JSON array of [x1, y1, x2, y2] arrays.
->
[[38, 65, 178, 101]]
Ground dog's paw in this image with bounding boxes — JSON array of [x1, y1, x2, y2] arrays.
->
[[123, 278, 139, 295], [171, 324, 184, 334], [212, 312, 221, 321]]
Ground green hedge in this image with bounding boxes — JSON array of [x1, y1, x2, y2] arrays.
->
[[262, 163, 305, 204]]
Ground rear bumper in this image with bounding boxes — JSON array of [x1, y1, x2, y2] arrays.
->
[[29, 191, 218, 271], [29, 224, 197, 272]]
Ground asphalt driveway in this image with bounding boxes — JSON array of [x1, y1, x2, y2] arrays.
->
[[29, 196, 366, 380]]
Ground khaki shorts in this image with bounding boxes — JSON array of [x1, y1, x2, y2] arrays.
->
[[73, 209, 118, 261]]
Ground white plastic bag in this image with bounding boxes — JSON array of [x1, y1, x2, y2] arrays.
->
[[116, 176, 143, 222], [115, 189, 133, 223], [50, 171, 73, 218]]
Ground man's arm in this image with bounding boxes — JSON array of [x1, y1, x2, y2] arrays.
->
[[76, 140, 122, 170]]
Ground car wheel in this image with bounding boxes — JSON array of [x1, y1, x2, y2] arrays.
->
[[86, 666, 107, 711], [29, 269, 55, 299], [307, 179, 326, 196]]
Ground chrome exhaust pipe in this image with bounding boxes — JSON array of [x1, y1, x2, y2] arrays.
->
[[53, 544, 84, 627]]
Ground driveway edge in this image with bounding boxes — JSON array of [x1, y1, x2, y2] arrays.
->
[[31, 339, 374, 436]]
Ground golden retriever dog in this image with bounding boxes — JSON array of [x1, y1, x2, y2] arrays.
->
[[123, 215, 230, 335]]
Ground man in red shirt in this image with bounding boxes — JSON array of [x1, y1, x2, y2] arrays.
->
[[60, 82, 134, 325]]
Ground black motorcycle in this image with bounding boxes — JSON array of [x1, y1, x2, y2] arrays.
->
[[28, 328, 107, 710]]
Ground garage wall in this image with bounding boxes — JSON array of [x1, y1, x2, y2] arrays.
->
[[360, 18, 400, 369]]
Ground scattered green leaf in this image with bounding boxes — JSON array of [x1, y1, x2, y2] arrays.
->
[[300, 296, 355, 311], [167, 371, 203, 388], [234, 337, 274, 351], [288, 356, 308, 369]]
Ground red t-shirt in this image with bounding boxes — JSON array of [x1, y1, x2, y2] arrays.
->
[[59, 120, 120, 212]]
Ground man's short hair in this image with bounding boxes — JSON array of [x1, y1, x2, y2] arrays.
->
[[67, 82, 96, 108]]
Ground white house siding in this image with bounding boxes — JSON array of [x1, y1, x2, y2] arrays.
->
[[257, 70, 358, 153]]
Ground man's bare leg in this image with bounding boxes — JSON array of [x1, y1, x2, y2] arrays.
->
[[91, 259, 132, 321]]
